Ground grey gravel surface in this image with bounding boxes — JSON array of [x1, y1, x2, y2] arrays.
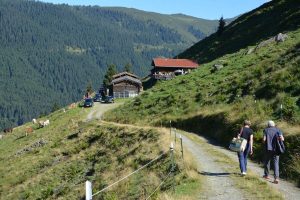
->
[[181, 132, 300, 200], [180, 134, 247, 200]]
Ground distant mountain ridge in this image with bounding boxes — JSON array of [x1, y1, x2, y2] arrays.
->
[[0, 0, 220, 129]]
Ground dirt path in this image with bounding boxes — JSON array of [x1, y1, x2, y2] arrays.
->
[[180, 134, 245, 200], [204, 135, 300, 200], [86, 103, 300, 199], [180, 131, 300, 200], [85, 102, 121, 121]]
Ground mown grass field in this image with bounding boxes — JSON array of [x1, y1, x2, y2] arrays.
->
[[0, 105, 202, 199]]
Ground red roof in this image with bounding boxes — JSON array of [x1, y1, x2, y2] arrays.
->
[[152, 58, 198, 68]]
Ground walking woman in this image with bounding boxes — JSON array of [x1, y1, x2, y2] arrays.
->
[[237, 120, 253, 175]]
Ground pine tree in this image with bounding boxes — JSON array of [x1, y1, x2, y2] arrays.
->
[[124, 62, 132, 73], [217, 16, 226, 36], [86, 82, 93, 97], [103, 64, 117, 87], [51, 102, 60, 112]]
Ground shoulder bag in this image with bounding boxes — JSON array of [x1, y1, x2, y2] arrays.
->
[[229, 127, 248, 152], [275, 131, 285, 155]]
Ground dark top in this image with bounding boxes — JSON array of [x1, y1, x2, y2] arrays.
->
[[240, 127, 253, 143], [263, 127, 283, 151]]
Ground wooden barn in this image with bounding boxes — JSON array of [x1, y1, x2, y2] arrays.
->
[[151, 58, 199, 80], [111, 72, 143, 98]]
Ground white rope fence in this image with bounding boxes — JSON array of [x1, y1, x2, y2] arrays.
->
[[87, 151, 168, 199], [145, 171, 172, 200], [85, 133, 183, 200]]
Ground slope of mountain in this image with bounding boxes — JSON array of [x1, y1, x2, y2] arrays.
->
[[178, 0, 300, 63], [0, 0, 219, 130], [104, 0, 300, 185], [0, 105, 199, 199]]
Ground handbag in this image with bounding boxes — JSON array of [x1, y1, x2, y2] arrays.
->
[[229, 127, 248, 152], [229, 137, 248, 152]]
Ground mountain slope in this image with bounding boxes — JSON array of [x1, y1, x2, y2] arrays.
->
[[178, 0, 300, 63], [0, 104, 201, 199], [104, 0, 300, 185], [0, 0, 219, 130]]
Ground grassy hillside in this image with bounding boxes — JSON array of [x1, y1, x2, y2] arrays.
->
[[178, 0, 300, 63], [104, 0, 300, 186], [0, 0, 219, 130], [0, 104, 200, 199], [105, 28, 300, 126]]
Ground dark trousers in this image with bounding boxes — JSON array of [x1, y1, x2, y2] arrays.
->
[[237, 144, 250, 173], [264, 150, 279, 178]]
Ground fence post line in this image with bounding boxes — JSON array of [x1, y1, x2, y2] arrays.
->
[[170, 142, 175, 192], [86, 181, 92, 200], [180, 134, 183, 159]]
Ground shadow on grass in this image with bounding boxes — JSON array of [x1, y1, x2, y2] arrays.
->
[[175, 112, 239, 147], [14, 135, 26, 141]]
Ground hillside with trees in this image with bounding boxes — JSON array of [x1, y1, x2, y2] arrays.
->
[[0, 0, 220, 130], [104, 0, 300, 186], [178, 0, 300, 63]]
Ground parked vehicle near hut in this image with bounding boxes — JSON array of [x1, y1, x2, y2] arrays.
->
[[93, 93, 102, 102], [84, 98, 94, 107], [102, 96, 114, 103]]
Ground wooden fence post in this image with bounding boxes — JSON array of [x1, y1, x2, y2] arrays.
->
[[170, 142, 175, 192], [86, 180, 92, 200], [180, 135, 183, 159], [169, 120, 172, 137], [174, 128, 177, 144]]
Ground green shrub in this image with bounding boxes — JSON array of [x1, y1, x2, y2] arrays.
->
[[282, 96, 298, 121], [273, 93, 298, 121]]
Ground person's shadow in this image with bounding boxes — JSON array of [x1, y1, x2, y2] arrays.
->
[[199, 171, 237, 177], [14, 135, 26, 141]]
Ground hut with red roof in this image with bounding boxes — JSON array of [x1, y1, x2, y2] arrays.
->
[[151, 58, 199, 80]]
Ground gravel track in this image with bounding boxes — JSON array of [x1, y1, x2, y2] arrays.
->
[[85, 102, 121, 121], [86, 103, 300, 199], [181, 132, 300, 200], [180, 134, 246, 200]]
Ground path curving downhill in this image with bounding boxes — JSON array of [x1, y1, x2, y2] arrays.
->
[[85, 102, 121, 122]]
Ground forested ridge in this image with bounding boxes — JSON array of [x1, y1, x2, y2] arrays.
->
[[0, 0, 219, 129]]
